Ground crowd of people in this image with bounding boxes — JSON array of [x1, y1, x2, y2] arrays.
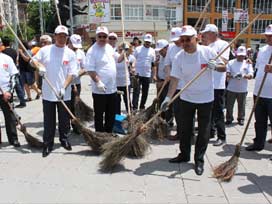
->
[[0, 23, 272, 176]]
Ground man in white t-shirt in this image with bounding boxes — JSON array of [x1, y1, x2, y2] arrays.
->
[[0, 47, 20, 147], [246, 24, 272, 152], [201, 24, 229, 146], [132, 34, 156, 110], [225, 46, 253, 126], [68, 34, 86, 134], [85, 26, 121, 133], [33, 25, 78, 157], [164, 27, 183, 140], [160, 25, 225, 176], [108, 32, 118, 51]]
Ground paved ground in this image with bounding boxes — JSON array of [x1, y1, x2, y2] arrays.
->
[[0, 76, 271, 204]]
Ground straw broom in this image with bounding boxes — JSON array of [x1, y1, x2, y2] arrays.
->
[[0, 15, 115, 151], [213, 53, 271, 182], [99, 13, 263, 171], [0, 87, 43, 148]]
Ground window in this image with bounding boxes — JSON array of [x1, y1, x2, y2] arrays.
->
[[111, 4, 121, 20], [214, 18, 235, 32], [215, 0, 235, 13], [252, 19, 272, 34], [166, 7, 176, 24], [125, 5, 143, 21], [145, 5, 165, 21], [187, 0, 211, 12], [253, 0, 272, 14]]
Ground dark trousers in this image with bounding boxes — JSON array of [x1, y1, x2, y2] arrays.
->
[[132, 76, 150, 110], [173, 94, 182, 138], [42, 100, 71, 146], [211, 89, 226, 140], [0, 95, 18, 143], [71, 84, 81, 131], [226, 90, 247, 122], [14, 74, 26, 105], [179, 100, 213, 164], [93, 93, 117, 133], [159, 82, 173, 124], [116, 86, 131, 115], [253, 97, 272, 149]]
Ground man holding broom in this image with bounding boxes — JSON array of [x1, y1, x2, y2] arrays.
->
[[246, 24, 272, 152], [32, 25, 78, 157], [0, 41, 21, 147], [161, 25, 226, 175]]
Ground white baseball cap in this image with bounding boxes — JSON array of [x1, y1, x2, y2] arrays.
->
[[170, 27, 182, 42], [108, 32, 118, 39], [96, 26, 109, 35], [40, 35, 52, 43], [155, 39, 169, 51], [201, 24, 218, 33], [55, 25, 69, 35], [180, 25, 197, 37], [264, 24, 272, 35], [70, 34, 82, 49], [236, 46, 247, 56], [144, 34, 153, 43]]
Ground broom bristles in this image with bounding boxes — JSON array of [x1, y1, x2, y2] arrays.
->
[[99, 127, 145, 171], [72, 119, 114, 152], [20, 124, 43, 148], [213, 145, 240, 182], [74, 96, 94, 122]]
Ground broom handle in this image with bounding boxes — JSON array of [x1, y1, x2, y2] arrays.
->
[[43, 76, 77, 120], [54, 0, 62, 25], [141, 12, 263, 130], [157, 79, 168, 100], [194, 0, 211, 29], [0, 86, 23, 127], [238, 53, 272, 146], [120, 0, 131, 116]]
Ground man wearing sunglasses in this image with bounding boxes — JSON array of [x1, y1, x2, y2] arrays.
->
[[201, 24, 230, 147], [132, 33, 156, 110], [108, 32, 118, 51], [161, 25, 225, 176], [86, 26, 120, 133]]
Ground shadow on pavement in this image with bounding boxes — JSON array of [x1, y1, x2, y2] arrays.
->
[[133, 158, 194, 179], [237, 172, 272, 196], [216, 143, 272, 160]]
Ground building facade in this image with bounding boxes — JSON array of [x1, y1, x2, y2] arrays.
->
[[184, 0, 272, 47]]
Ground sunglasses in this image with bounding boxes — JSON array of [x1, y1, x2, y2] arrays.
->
[[109, 37, 117, 40], [180, 37, 193, 43], [98, 35, 107, 39]]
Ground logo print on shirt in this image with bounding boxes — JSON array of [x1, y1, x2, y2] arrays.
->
[[3, 64, 8, 69], [63, 60, 69, 65], [201, 64, 207, 69]]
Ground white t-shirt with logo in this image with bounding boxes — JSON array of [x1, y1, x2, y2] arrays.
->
[[171, 45, 222, 103], [33, 45, 78, 101], [115, 53, 134, 87], [0, 53, 18, 92], [209, 39, 230, 89], [164, 43, 183, 89], [157, 55, 166, 80], [226, 59, 254, 93], [85, 43, 117, 94], [72, 49, 86, 85], [254, 45, 272, 98], [134, 45, 155, 77]]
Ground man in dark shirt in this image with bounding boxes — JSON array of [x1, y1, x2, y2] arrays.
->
[[2, 37, 26, 108]]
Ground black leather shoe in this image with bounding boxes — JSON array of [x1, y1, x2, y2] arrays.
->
[[11, 140, 21, 147], [213, 139, 226, 146], [15, 103, 26, 108], [42, 146, 51, 157], [195, 162, 204, 175], [61, 141, 72, 151], [169, 153, 190, 163], [245, 144, 263, 151], [238, 120, 244, 126], [225, 120, 232, 125]]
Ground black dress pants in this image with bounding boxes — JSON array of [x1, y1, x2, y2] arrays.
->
[[132, 76, 150, 110]]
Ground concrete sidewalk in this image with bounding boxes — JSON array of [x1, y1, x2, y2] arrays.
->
[[0, 77, 271, 204]]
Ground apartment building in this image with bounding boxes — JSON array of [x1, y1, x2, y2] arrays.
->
[[184, 0, 272, 47]]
